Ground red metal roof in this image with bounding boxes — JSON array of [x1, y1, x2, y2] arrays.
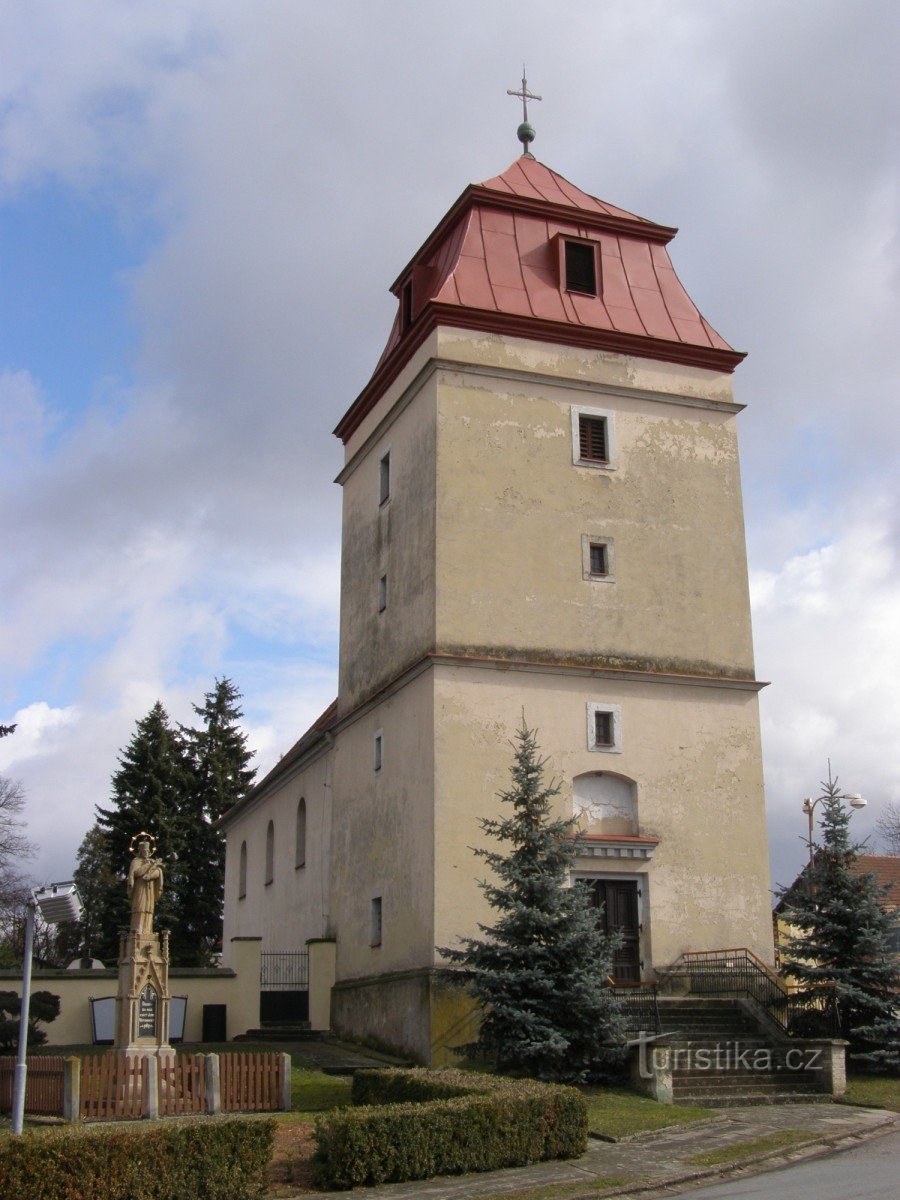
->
[[336, 157, 744, 443]]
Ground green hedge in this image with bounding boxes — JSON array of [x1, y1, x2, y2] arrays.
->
[[0, 1116, 276, 1200], [315, 1068, 587, 1189]]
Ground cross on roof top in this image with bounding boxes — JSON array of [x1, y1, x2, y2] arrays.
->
[[507, 68, 542, 124]]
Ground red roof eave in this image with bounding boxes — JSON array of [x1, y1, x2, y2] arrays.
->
[[334, 302, 745, 443]]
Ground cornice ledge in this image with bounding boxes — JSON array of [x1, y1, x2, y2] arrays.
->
[[429, 651, 767, 692]]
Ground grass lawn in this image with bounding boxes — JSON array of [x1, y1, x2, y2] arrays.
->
[[841, 1072, 900, 1112], [581, 1085, 716, 1140]]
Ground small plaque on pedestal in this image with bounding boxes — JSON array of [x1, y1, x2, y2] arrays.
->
[[138, 984, 158, 1038]]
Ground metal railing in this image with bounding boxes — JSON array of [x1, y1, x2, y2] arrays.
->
[[610, 982, 662, 1035], [260, 950, 309, 991], [665, 948, 841, 1038]]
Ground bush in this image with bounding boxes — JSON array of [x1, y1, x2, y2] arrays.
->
[[0, 1116, 276, 1200], [0, 991, 60, 1051], [314, 1068, 586, 1189]]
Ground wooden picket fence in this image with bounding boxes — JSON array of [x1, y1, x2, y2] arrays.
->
[[81, 1053, 148, 1121], [1, 1050, 287, 1121], [0, 1055, 66, 1117], [220, 1051, 285, 1112], [158, 1052, 206, 1116]]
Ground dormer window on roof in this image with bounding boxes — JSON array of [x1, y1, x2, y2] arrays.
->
[[563, 239, 598, 296]]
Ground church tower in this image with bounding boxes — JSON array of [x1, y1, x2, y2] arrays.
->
[[324, 147, 772, 1059], [222, 128, 773, 1065]]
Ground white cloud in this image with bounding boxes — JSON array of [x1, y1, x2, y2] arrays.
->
[[753, 501, 900, 887]]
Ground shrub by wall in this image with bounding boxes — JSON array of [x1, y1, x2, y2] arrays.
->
[[315, 1068, 587, 1189], [0, 1116, 276, 1200]]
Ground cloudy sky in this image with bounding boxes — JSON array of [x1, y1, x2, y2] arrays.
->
[[1, 1, 897, 901]]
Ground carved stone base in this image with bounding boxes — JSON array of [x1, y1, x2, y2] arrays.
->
[[114, 928, 173, 1056]]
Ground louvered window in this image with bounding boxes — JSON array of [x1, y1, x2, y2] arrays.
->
[[579, 415, 608, 463], [564, 241, 597, 295]]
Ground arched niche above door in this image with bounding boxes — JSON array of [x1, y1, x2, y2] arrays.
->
[[572, 771, 637, 836]]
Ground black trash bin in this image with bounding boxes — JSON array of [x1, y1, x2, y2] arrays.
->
[[202, 1003, 227, 1043]]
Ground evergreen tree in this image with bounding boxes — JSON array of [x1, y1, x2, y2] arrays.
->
[[176, 679, 256, 964], [779, 769, 900, 1069], [442, 723, 626, 1082], [94, 702, 190, 963]]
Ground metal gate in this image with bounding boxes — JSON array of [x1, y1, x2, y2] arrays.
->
[[260, 950, 309, 1023]]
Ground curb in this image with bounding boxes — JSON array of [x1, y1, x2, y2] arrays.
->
[[583, 1114, 899, 1200]]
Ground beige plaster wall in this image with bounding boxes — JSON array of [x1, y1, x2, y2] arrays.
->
[[338, 364, 438, 712], [222, 751, 332, 953], [0, 937, 261, 1045], [328, 668, 435, 985], [433, 664, 773, 972], [433, 329, 755, 679]]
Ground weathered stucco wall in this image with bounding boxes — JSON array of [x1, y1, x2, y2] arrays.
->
[[222, 750, 332, 954], [331, 969, 432, 1063], [338, 344, 439, 712], [328, 667, 435, 986], [433, 328, 755, 679], [433, 664, 773, 971]]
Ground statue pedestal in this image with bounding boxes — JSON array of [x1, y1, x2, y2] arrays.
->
[[114, 928, 173, 1060]]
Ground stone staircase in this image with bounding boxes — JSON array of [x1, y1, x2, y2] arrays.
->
[[235, 1021, 319, 1042], [653, 998, 830, 1106]]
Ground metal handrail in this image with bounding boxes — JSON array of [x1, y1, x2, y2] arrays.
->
[[611, 982, 662, 1035], [665, 949, 840, 1038]]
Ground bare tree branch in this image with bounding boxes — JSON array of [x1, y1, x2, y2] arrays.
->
[[875, 801, 900, 856]]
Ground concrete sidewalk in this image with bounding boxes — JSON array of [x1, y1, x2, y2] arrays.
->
[[311, 1103, 898, 1200]]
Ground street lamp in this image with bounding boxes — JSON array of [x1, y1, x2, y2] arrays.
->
[[11, 882, 83, 1135], [802, 788, 867, 869]]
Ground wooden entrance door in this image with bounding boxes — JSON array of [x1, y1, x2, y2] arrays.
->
[[585, 879, 641, 984]]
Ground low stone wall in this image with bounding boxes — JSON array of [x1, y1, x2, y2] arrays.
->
[[0, 937, 261, 1045], [332, 968, 432, 1062], [331, 968, 480, 1066]]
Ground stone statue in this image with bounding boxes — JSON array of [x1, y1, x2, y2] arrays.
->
[[127, 838, 164, 937]]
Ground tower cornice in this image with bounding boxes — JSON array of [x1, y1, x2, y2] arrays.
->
[[334, 303, 745, 443]]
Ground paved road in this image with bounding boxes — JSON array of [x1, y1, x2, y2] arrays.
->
[[665, 1127, 900, 1200]]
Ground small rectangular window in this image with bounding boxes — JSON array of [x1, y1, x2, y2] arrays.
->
[[582, 535, 615, 582], [571, 406, 616, 471], [370, 896, 383, 947], [373, 731, 383, 773], [587, 702, 622, 753], [565, 241, 597, 295], [594, 711, 614, 746], [579, 415, 608, 463], [378, 575, 387, 612], [379, 451, 391, 505]]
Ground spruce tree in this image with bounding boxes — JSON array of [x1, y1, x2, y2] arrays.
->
[[779, 769, 899, 1069], [442, 723, 625, 1082], [177, 679, 256, 964], [94, 702, 190, 963]]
